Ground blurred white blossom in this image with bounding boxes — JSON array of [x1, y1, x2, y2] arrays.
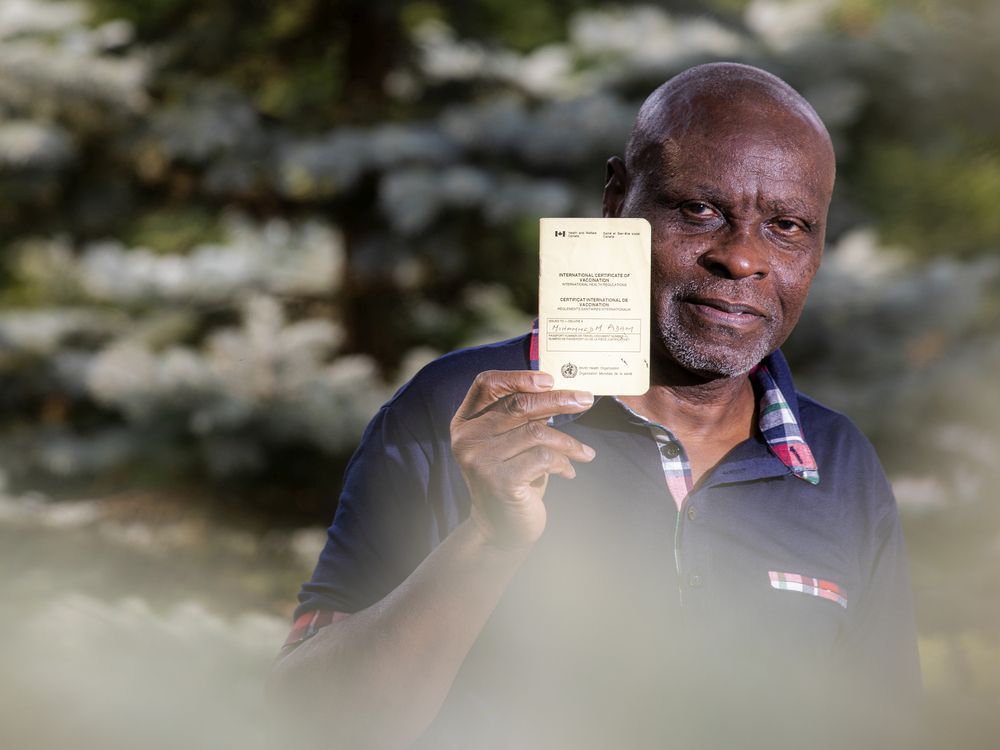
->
[[379, 166, 573, 235], [570, 6, 747, 71], [0, 308, 125, 356], [0, 38, 148, 113], [745, 0, 837, 52], [73, 293, 386, 474], [0, 121, 74, 169], [0, 0, 87, 39], [57, 216, 344, 304]]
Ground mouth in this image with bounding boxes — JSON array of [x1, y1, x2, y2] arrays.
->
[[684, 296, 767, 327]]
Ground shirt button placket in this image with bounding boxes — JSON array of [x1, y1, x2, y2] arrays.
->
[[679, 495, 707, 605]]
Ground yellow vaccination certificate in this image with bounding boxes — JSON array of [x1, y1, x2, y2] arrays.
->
[[538, 217, 651, 395]]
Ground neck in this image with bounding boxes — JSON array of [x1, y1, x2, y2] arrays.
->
[[618, 356, 758, 445]]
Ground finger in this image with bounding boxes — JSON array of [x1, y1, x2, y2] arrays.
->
[[458, 388, 593, 429], [489, 388, 595, 425], [455, 370, 555, 420], [497, 444, 577, 489], [487, 421, 597, 464]]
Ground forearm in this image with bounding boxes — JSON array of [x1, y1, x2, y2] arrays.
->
[[269, 517, 532, 750]]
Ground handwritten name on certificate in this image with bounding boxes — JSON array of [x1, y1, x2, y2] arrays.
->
[[538, 217, 651, 395]]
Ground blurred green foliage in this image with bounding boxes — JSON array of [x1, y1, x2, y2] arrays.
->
[[91, 0, 360, 124], [831, 0, 1000, 255], [1, 0, 997, 501], [859, 142, 1000, 256], [123, 206, 225, 255], [2, 0, 998, 485], [77, 0, 1000, 266]]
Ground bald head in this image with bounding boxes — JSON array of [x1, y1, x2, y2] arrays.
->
[[624, 63, 834, 187]]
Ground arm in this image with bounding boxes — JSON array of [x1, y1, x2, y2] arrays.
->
[[268, 370, 595, 750]]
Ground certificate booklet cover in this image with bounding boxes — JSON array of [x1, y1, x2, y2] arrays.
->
[[538, 217, 651, 395]]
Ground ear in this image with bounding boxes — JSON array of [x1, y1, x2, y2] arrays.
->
[[602, 156, 629, 218]]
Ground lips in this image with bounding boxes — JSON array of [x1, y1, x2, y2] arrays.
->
[[684, 296, 768, 327]]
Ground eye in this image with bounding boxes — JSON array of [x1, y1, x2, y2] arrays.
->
[[680, 201, 719, 220], [769, 217, 809, 236]]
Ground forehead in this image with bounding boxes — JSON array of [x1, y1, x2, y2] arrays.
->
[[648, 106, 834, 215]]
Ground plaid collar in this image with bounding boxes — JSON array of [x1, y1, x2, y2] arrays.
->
[[529, 320, 819, 485]]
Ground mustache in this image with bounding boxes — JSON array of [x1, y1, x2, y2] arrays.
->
[[668, 278, 778, 318]]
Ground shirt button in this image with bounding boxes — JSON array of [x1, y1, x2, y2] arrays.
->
[[688, 574, 702, 588], [687, 506, 697, 521], [662, 441, 681, 459]]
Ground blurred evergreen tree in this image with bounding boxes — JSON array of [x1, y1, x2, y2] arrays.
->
[[1, 0, 998, 514]]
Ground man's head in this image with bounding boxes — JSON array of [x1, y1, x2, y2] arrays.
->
[[603, 62, 836, 379]]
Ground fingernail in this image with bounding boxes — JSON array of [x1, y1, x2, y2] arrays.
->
[[533, 372, 554, 388], [573, 391, 594, 407], [583, 445, 596, 460]]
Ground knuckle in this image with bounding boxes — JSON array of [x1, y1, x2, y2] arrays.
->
[[525, 420, 546, 442], [466, 372, 498, 406], [481, 370, 512, 398], [450, 432, 475, 461], [451, 445, 470, 469], [449, 420, 467, 444], [474, 370, 498, 389], [504, 392, 529, 417], [534, 446, 552, 465]]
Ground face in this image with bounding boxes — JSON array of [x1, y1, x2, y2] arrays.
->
[[606, 104, 834, 379]]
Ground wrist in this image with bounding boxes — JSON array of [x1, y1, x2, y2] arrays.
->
[[462, 512, 539, 559]]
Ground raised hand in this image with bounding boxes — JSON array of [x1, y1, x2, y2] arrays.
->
[[450, 370, 596, 549]]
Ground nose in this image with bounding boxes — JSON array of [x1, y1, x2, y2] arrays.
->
[[699, 229, 769, 280]]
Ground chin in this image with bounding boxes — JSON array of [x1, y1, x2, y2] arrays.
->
[[678, 354, 760, 379], [657, 327, 776, 379], [656, 301, 785, 378]]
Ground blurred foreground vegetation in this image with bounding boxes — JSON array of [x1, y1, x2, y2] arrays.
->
[[1, 1, 998, 748]]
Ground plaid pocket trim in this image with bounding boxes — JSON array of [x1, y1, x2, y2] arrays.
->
[[769, 571, 847, 609]]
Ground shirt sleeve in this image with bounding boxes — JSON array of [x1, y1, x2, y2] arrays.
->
[[284, 337, 529, 645], [292, 395, 444, 620]]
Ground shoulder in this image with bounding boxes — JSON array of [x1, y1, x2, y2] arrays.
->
[[795, 391, 878, 460], [794, 390, 897, 521], [764, 350, 889, 492]]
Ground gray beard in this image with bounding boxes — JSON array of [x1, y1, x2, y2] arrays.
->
[[656, 280, 779, 377]]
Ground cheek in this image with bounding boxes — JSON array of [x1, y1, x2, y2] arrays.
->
[[773, 272, 816, 328], [649, 246, 689, 311], [650, 234, 702, 279]]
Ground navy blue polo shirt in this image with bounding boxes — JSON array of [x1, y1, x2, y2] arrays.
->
[[296, 333, 921, 749]]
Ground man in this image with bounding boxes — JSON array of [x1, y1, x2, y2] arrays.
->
[[270, 63, 921, 749]]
